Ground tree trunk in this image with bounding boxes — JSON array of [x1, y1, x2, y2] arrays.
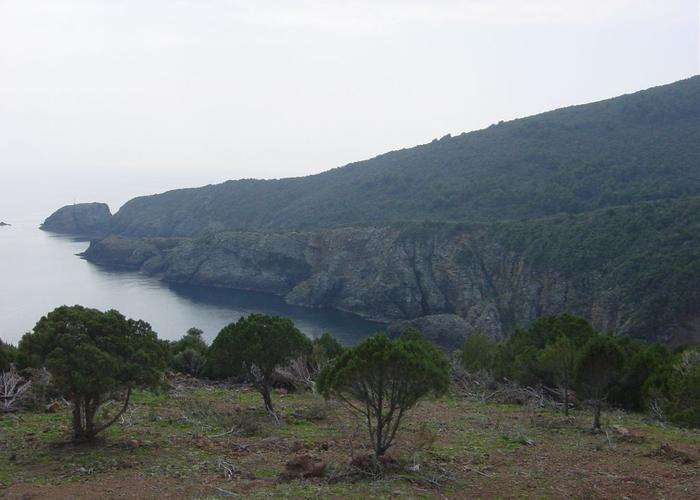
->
[[261, 385, 274, 414], [592, 400, 602, 431], [85, 397, 98, 439], [72, 398, 85, 440], [375, 411, 384, 457], [563, 380, 569, 417]]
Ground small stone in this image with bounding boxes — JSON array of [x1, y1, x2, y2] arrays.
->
[[611, 425, 630, 437], [282, 454, 326, 480], [45, 401, 62, 413]]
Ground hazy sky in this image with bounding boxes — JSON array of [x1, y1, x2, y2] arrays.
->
[[1, 0, 698, 218]]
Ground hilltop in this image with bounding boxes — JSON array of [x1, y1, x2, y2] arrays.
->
[[81, 76, 700, 237]]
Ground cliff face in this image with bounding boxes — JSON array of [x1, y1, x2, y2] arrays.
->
[[82, 198, 700, 344], [41, 203, 112, 236]]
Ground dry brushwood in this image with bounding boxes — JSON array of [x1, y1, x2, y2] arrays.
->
[[0, 369, 32, 412], [275, 356, 317, 392], [217, 458, 239, 479]]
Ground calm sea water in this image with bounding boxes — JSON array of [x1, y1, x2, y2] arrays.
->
[[0, 221, 384, 346]]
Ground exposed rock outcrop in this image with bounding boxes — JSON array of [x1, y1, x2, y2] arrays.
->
[[41, 203, 112, 237]]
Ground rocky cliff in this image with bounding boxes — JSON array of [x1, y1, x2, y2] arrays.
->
[[41, 203, 112, 236], [82, 198, 700, 345]]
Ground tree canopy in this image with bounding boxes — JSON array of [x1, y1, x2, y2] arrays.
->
[[318, 331, 449, 457], [18, 305, 167, 440], [207, 314, 312, 412]]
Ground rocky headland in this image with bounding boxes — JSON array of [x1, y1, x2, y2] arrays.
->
[[40, 202, 112, 237]]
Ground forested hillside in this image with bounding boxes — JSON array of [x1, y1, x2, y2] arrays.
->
[[108, 76, 700, 237]]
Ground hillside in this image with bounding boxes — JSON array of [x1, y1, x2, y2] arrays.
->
[[106, 76, 700, 237], [83, 198, 700, 344]]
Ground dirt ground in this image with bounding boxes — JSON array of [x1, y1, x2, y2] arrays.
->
[[1, 380, 698, 499]]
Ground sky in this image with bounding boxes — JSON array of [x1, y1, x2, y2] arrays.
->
[[0, 0, 698, 220]]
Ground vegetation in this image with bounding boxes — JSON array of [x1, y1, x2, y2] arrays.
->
[[660, 348, 700, 428], [489, 196, 700, 342], [0, 339, 17, 371], [17, 305, 167, 440], [2, 364, 698, 497], [1, 306, 698, 497], [463, 313, 700, 429], [109, 76, 700, 236], [539, 335, 576, 416], [575, 335, 624, 430], [461, 332, 497, 374], [169, 327, 208, 376], [312, 333, 344, 368], [206, 314, 312, 413], [318, 331, 449, 457]]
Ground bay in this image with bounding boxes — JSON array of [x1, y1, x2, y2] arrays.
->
[[0, 221, 384, 346]]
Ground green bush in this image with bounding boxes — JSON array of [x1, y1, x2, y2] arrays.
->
[[312, 332, 344, 367], [461, 332, 497, 374], [173, 349, 207, 376], [661, 348, 700, 428], [169, 327, 208, 375]]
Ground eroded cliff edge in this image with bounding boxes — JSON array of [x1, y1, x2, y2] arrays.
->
[[81, 198, 700, 344]]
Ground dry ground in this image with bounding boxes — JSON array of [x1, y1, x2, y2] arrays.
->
[[1, 378, 698, 499]]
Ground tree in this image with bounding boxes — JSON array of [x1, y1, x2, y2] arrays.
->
[[461, 332, 497, 374], [170, 327, 208, 376], [0, 338, 17, 371], [171, 327, 207, 354], [575, 335, 623, 431], [493, 314, 595, 386], [539, 335, 576, 415], [313, 333, 344, 365], [18, 305, 167, 440], [318, 332, 449, 457], [664, 348, 700, 428], [206, 314, 311, 413]]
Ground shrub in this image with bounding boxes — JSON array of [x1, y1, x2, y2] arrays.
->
[[170, 328, 208, 376], [493, 314, 596, 386], [18, 305, 168, 440], [461, 332, 497, 374], [313, 333, 344, 367], [206, 314, 312, 413], [663, 348, 700, 428], [539, 335, 576, 415], [318, 331, 449, 457], [173, 349, 207, 376], [171, 328, 208, 355]]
